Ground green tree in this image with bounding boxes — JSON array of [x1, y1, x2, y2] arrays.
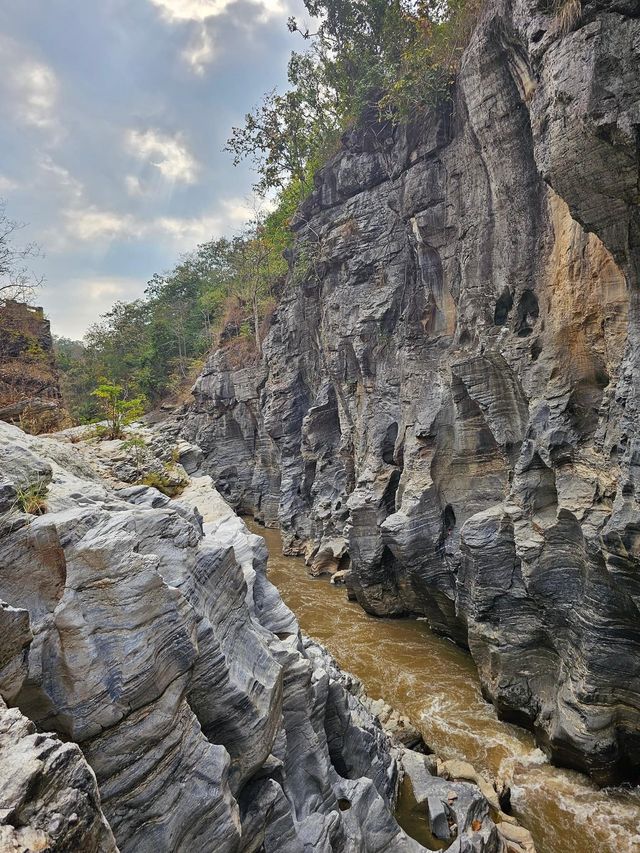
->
[[91, 381, 145, 440], [84, 300, 151, 396], [227, 1, 482, 197], [226, 50, 342, 197], [54, 336, 101, 423]]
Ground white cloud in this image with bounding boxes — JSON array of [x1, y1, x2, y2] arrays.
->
[[0, 174, 18, 194], [84, 277, 133, 302], [39, 155, 83, 200], [59, 204, 247, 250], [0, 37, 62, 141], [125, 175, 145, 196], [148, 0, 229, 20], [43, 276, 143, 338], [147, 0, 287, 72], [20, 62, 58, 129], [64, 207, 134, 242], [126, 128, 199, 184], [148, 0, 284, 22], [223, 194, 276, 223], [55, 196, 258, 248], [153, 214, 224, 245], [183, 24, 215, 74]]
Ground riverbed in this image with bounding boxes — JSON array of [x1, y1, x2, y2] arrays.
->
[[252, 523, 640, 853]]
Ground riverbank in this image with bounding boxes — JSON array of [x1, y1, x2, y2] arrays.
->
[[252, 523, 640, 853]]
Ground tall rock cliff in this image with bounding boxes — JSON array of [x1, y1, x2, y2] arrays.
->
[[183, 0, 640, 786]]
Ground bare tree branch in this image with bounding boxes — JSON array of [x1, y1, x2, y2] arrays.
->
[[0, 199, 44, 304]]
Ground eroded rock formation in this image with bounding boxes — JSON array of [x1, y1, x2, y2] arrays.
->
[[183, 0, 640, 785], [1, 420, 450, 851], [0, 696, 117, 852]]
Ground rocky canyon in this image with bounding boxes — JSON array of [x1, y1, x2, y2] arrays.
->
[[183, 0, 640, 790], [0, 421, 526, 851], [0, 0, 639, 851]]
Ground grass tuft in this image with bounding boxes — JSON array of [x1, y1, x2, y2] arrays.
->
[[553, 0, 582, 35], [15, 481, 48, 515]]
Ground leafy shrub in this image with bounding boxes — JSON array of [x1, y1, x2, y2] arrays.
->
[[380, 0, 484, 120], [91, 382, 145, 440]]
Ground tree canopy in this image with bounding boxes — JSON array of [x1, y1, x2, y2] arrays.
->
[[227, 1, 482, 196]]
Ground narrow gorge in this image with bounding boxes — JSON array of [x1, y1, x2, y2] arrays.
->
[[0, 0, 638, 852], [0, 421, 525, 852], [183, 0, 640, 792]]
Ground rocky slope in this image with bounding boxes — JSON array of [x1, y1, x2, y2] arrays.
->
[[182, 0, 640, 786], [0, 420, 525, 851]]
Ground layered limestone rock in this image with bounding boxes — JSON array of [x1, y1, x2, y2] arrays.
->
[[0, 696, 117, 853], [0, 420, 437, 852], [183, 0, 640, 784]]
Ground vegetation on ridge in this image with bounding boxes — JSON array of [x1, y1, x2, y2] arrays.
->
[[228, 0, 483, 196], [54, 1, 482, 424], [55, 209, 291, 421]]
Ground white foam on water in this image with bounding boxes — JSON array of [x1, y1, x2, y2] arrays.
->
[[509, 763, 640, 853], [498, 747, 548, 786]]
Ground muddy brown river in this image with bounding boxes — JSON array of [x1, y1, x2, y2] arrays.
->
[[254, 524, 640, 853]]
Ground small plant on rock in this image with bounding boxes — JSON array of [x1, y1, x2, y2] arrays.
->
[[139, 464, 186, 498], [120, 434, 149, 476], [91, 381, 145, 440], [553, 0, 581, 34], [15, 480, 48, 515]]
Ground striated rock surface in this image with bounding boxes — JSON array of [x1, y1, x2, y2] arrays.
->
[[183, 0, 640, 784], [0, 419, 439, 851], [0, 695, 117, 853]]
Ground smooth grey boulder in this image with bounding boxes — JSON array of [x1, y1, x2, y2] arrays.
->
[[426, 796, 450, 841], [401, 750, 439, 804], [401, 750, 501, 852]]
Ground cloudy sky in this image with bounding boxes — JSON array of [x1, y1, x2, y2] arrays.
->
[[0, 0, 309, 337]]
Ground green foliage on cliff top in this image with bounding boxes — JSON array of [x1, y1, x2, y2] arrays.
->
[[228, 0, 482, 196]]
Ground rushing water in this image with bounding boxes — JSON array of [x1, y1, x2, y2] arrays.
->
[[252, 523, 640, 853]]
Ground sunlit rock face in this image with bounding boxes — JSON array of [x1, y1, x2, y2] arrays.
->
[[0, 421, 426, 852], [0, 694, 118, 853], [183, 0, 640, 784]]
